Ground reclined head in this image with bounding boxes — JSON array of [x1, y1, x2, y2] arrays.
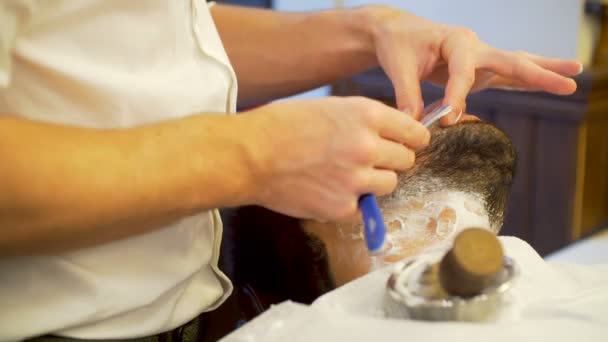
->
[[225, 120, 517, 306], [304, 121, 517, 284], [383, 120, 516, 229]]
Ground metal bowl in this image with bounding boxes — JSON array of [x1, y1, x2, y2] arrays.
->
[[385, 256, 519, 322]]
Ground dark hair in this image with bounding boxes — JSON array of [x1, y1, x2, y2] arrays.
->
[[219, 121, 517, 322], [381, 121, 517, 231]]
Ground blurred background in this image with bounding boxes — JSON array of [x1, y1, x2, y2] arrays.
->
[[214, 0, 608, 260]]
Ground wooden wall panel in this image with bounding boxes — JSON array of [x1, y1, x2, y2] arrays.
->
[[531, 120, 579, 255], [577, 118, 608, 238], [492, 114, 536, 242]]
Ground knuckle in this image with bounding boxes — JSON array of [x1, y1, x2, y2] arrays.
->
[[376, 171, 398, 197], [430, 27, 445, 43], [404, 149, 416, 169], [463, 73, 476, 87], [425, 28, 446, 55], [396, 148, 415, 170], [352, 170, 370, 193], [360, 105, 382, 126], [457, 27, 478, 41], [347, 96, 373, 107], [406, 121, 431, 149], [513, 50, 529, 59], [421, 128, 431, 147], [342, 172, 361, 193], [511, 56, 526, 78], [401, 111, 416, 125], [345, 96, 382, 123], [353, 134, 377, 165], [385, 172, 399, 193], [449, 95, 468, 112], [398, 116, 414, 135], [361, 110, 379, 128]]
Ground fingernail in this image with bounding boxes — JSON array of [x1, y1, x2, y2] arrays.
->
[[442, 108, 463, 125], [499, 86, 526, 92], [402, 108, 413, 116], [453, 109, 463, 124], [576, 62, 584, 76]]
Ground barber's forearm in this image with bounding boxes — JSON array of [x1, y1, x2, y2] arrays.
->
[[0, 114, 260, 256], [211, 4, 377, 104]]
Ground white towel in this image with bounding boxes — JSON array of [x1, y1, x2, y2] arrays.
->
[[221, 236, 608, 342]]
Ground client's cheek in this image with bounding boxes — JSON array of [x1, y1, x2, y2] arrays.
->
[[404, 199, 425, 211], [381, 242, 428, 263], [387, 219, 403, 234], [464, 199, 484, 216], [380, 235, 444, 264], [326, 237, 373, 286], [381, 207, 457, 264], [434, 207, 457, 236]]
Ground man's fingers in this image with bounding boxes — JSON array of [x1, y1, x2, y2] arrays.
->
[[359, 169, 398, 197], [374, 138, 416, 171], [441, 32, 478, 123], [438, 111, 479, 126], [375, 105, 430, 150], [460, 113, 480, 122], [486, 76, 542, 91], [519, 51, 582, 77], [384, 52, 424, 119], [482, 48, 577, 95]]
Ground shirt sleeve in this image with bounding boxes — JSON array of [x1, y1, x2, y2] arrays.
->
[[0, 0, 34, 88]]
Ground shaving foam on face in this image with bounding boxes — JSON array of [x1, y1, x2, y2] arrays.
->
[[340, 190, 493, 271]]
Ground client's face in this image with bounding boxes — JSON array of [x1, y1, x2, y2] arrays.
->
[[303, 190, 493, 286], [380, 190, 492, 260]]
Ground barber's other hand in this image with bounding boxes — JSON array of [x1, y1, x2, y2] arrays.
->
[[242, 97, 430, 221], [358, 6, 581, 124]]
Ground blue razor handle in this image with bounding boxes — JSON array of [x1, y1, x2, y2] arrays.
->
[[359, 193, 386, 254]]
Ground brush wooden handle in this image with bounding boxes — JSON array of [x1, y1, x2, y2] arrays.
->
[[439, 228, 504, 297]]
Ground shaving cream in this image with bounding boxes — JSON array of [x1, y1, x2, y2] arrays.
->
[[338, 190, 493, 270]]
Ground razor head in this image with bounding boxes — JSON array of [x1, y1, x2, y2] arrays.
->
[[420, 104, 453, 128]]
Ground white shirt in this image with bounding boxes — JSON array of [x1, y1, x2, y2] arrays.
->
[[221, 237, 608, 342], [0, 1, 237, 340]]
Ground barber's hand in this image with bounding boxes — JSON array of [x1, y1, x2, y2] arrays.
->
[[359, 6, 581, 124], [243, 96, 430, 221]]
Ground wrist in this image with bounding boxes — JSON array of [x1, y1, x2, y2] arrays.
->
[[141, 114, 264, 211], [298, 7, 377, 70], [229, 111, 274, 207]]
